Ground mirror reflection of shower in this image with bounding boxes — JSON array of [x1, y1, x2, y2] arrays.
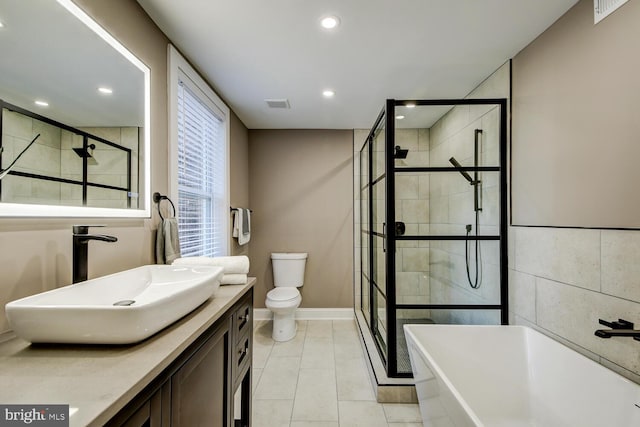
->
[[0, 133, 41, 180], [449, 129, 484, 289]]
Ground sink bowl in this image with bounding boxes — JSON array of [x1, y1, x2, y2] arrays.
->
[[5, 265, 224, 344]]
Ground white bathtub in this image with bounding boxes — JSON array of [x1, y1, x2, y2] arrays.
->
[[404, 325, 640, 427]]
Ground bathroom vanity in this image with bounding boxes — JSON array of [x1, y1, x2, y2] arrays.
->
[[0, 280, 254, 427]]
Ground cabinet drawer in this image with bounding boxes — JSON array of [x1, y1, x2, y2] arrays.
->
[[233, 300, 252, 343], [233, 333, 251, 384]]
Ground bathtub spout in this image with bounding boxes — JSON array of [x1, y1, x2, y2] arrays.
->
[[595, 318, 640, 340], [594, 329, 640, 341]]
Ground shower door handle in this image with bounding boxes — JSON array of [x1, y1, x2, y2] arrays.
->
[[382, 222, 386, 252]]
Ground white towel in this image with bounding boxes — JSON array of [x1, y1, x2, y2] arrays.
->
[[156, 218, 181, 264], [221, 273, 247, 285], [172, 255, 250, 274], [233, 208, 251, 246]]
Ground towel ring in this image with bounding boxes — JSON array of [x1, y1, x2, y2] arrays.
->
[[153, 192, 176, 221]]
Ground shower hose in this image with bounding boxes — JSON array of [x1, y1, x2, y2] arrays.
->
[[465, 209, 482, 289]]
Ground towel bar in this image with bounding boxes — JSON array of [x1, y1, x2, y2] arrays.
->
[[230, 207, 253, 213]]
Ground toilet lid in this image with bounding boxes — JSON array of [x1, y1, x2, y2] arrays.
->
[[268, 288, 299, 301]]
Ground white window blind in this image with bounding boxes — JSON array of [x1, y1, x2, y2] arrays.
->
[[176, 79, 227, 257]]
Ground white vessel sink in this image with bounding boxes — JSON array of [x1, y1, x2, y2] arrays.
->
[[5, 265, 224, 344]]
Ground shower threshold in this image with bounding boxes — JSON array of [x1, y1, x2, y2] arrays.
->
[[354, 310, 417, 403]]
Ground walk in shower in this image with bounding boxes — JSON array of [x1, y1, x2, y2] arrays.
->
[[355, 98, 508, 378]]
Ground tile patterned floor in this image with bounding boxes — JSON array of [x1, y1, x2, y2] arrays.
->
[[252, 319, 423, 427]]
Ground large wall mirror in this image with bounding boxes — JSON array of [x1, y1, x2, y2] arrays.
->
[[0, 0, 150, 217]]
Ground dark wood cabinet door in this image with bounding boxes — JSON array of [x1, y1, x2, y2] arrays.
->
[[120, 385, 165, 427], [171, 321, 231, 427]]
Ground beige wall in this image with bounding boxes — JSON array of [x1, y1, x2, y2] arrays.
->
[[512, 0, 640, 228], [230, 111, 250, 257], [248, 129, 353, 309], [510, 0, 640, 382], [0, 0, 251, 333]]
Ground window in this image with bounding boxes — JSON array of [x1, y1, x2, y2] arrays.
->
[[169, 45, 229, 257]]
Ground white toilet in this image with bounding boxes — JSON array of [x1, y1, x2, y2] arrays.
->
[[265, 252, 308, 342]]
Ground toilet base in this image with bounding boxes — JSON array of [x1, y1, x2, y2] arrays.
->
[[272, 312, 297, 342]]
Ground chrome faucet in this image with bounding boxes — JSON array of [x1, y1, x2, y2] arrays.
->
[[72, 225, 118, 284]]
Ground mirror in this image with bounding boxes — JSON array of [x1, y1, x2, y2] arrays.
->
[[0, 0, 150, 217]]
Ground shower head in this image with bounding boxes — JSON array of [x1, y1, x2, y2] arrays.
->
[[73, 144, 98, 165], [449, 157, 473, 183], [394, 145, 409, 159], [72, 144, 96, 158]]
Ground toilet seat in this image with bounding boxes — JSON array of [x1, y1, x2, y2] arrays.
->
[[267, 287, 300, 302]]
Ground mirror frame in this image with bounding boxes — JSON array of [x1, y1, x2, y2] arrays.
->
[[0, 0, 151, 218]]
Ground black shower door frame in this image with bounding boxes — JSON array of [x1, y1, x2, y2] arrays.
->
[[361, 98, 508, 378]]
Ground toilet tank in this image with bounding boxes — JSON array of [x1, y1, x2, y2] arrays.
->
[[271, 253, 308, 287]]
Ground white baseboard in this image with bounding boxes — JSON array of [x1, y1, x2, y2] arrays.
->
[[253, 308, 355, 321]]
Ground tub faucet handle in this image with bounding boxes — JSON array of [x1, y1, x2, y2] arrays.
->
[[598, 318, 634, 329]]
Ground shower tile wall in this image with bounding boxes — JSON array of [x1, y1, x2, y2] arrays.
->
[[510, 227, 640, 382], [427, 104, 501, 325], [394, 129, 431, 320]]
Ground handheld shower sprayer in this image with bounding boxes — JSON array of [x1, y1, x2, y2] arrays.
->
[[450, 129, 485, 290], [0, 133, 41, 180]]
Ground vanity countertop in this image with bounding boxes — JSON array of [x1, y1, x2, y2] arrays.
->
[[0, 278, 255, 427]]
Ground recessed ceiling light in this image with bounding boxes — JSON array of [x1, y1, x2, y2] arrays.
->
[[320, 15, 340, 30], [396, 115, 405, 120], [34, 100, 49, 107], [0, 20, 4, 28], [323, 89, 335, 98], [405, 103, 416, 108], [98, 87, 113, 94]]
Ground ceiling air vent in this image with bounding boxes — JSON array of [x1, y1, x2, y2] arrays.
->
[[594, 0, 629, 24], [265, 98, 290, 109]]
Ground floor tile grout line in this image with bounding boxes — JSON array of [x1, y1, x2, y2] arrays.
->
[[290, 320, 306, 424], [332, 320, 342, 426]]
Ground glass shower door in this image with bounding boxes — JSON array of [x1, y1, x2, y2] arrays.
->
[[371, 114, 387, 359], [359, 137, 370, 327], [388, 99, 508, 376], [358, 108, 389, 362]]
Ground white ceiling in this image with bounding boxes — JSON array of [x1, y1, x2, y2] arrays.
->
[[137, 0, 579, 130]]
